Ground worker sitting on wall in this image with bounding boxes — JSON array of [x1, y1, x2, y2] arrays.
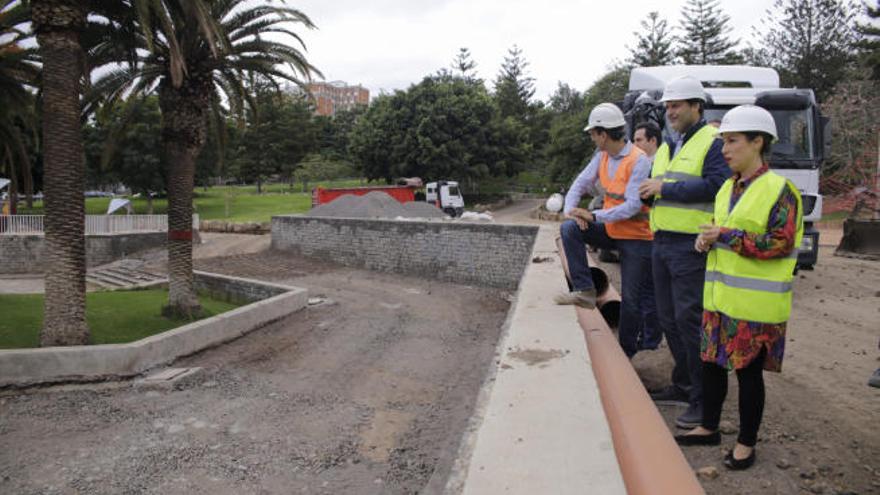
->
[[555, 102, 657, 359]]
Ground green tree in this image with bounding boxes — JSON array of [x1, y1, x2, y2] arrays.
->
[[0, 0, 39, 212], [753, 0, 859, 102], [857, 0, 880, 80], [676, 0, 740, 64], [629, 11, 676, 66], [91, 0, 321, 317], [583, 64, 631, 109], [544, 82, 590, 184], [93, 97, 167, 212], [294, 153, 355, 192], [452, 47, 480, 82], [315, 105, 364, 163], [349, 75, 529, 187], [233, 87, 318, 193], [493, 45, 535, 120], [547, 82, 584, 114]]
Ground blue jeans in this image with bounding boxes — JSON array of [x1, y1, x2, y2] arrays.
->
[[652, 232, 707, 406], [560, 220, 656, 358], [639, 279, 662, 349]]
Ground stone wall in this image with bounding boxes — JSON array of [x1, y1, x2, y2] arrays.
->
[[193, 271, 290, 304], [0, 232, 166, 274], [200, 220, 270, 235], [271, 216, 538, 289]]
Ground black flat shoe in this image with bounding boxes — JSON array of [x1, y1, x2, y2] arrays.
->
[[723, 448, 756, 470], [674, 431, 721, 446]]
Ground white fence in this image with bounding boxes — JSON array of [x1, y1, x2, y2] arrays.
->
[[0, 215, 199, 235]]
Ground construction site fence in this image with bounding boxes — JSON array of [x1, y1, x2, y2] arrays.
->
[[0, 215, 199, 235]]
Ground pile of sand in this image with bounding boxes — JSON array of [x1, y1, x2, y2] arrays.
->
[[306, 191, 446, 219]]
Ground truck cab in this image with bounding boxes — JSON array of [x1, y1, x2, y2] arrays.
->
[[425, 181, 465, 217], [623, 66, 829, 269]]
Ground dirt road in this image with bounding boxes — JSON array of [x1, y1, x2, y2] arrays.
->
[[0, 251, 510, 495]]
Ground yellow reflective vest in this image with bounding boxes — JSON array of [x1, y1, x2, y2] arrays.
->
[[703, 171, 804, 323], [649, 125, 717, 234]]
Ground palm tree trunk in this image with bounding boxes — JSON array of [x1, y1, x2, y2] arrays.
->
[[159, 79, 210, 318], [33, 0, 89, 346]]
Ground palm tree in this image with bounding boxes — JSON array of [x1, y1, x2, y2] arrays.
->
[[0, 0, 39, 211], [90, 0, 321, 317], [30, 0, 91, 345]]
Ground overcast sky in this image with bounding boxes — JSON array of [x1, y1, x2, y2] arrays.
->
[[290, 0, 777, 101]]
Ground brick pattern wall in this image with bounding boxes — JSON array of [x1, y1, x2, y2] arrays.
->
[[193, 271, 290, 304], [0, 233, 166, 274], [271, 217, 538, 289]]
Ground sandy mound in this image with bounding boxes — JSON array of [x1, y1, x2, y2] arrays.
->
[[306, 191, 446, 219]]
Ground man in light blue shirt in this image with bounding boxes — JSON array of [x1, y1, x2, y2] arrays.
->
[[556, 103, 657, 358], [562, 144, 653, 222]]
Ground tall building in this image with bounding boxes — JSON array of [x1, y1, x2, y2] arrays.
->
[[307, 81, 369, 116]]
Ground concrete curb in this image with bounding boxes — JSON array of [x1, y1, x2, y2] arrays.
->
[[445, 225, 625, 494], [0, 273, 307, 387]]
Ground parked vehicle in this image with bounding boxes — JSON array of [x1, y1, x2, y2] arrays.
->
[[425, 181, 465, 217]]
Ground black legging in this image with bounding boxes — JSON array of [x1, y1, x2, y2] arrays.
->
[[701, 349, 766, 447]]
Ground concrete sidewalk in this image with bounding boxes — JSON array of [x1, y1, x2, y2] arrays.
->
[[447, 225, 625, 494]]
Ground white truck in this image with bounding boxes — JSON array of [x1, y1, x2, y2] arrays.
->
[[425, 180, 465, 217], [623, 65, 830, 269]]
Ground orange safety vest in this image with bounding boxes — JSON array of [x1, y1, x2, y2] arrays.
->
[[598, 146, 653, 241]]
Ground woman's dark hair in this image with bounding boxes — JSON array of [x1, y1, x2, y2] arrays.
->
[[594, 126, 626, 141], [744, 131, 773, 157], [635, 121, 662, 145]]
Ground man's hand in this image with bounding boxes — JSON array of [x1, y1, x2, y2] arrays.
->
[[695, 223, 721, 252], [566, 207, 594, 230], [638, 178, 663, 199]]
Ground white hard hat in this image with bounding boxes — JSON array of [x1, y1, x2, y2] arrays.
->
[[660, 76, 707, 102], [583, 103, 625, 132], [545, 193, 564, 213], [716, 105, 778, 143]]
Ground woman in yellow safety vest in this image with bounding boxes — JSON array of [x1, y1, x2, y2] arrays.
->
[[673, 105, 803, 471]]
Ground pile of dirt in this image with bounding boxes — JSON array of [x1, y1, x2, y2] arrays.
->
[[306, 192, 446, 219]]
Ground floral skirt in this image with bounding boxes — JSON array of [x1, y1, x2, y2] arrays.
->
[[701, 310, 786, 372]]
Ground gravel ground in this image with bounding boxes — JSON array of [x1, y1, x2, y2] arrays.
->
[[0, 250, 510, 495]]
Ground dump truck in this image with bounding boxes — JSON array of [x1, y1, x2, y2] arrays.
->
[[622, 65, 830, 269], [311, 178, 466, 217]]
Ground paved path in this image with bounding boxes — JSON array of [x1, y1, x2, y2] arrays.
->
[[450, 225, 626, 494]]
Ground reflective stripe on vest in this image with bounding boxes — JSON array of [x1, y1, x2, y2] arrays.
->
[[649, 125, 717, 234], [702, 171, 804, 323], [598, 145, 653, 240]]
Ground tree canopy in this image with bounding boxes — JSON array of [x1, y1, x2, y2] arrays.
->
[[349, 74, 530, 185], [629, 11, 676, 67], [676, 0, 740, 64]]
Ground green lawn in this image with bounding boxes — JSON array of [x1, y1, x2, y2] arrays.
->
[[0, 289, 241, 349], [18, 179, 370, 223]]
